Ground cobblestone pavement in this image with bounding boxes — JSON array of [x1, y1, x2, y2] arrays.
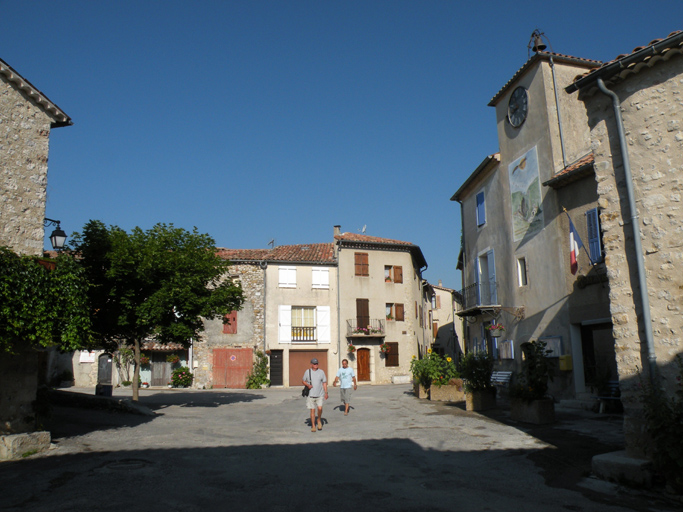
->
[[0, 385, 679, 511]]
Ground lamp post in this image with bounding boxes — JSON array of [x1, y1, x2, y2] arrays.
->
[[44, 218, 67, 251]]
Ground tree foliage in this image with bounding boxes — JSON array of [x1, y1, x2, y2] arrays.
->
[[70, 221, 244, 400], [0, 247, 93, 354]]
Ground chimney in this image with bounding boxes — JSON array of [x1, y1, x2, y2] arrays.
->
[[334, 225, 341, 237], [438, 280, 442, 286]]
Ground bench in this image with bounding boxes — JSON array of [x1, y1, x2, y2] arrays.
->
[[596, 380, 621, 413], [490, 371, 513, 387]]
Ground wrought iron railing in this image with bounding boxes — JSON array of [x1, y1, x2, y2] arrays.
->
[[456, 280, 498, 311], [346, 319, 386, 336]]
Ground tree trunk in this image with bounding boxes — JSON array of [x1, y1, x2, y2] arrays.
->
[[132, 339, 140, 401]]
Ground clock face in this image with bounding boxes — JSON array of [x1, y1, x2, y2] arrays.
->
[[508, 86, 528, 128]]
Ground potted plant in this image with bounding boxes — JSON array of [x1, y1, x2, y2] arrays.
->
[[380, 343, 391, 354], [386, 314, 394, 321], [140, 354, 150, 366], [459, 352, 496, 411], [487, 323, 506, 338], [347, 343, 356, 353], [410, 349, 463, 401], [166, 354, 181, 364], [141, 381, 150, 389], [352, 326, 368, 335], [510, 340, 555, 424], [171, 366, 193, 388]]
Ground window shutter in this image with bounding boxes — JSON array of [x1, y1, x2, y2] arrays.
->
[[354, 253, 369, 276], [394, 266, 403, 283], [415, 301, 418, 318], [316, 306, 330, 343], [279, 266, 296, 288], [436, 295, 441, 309], [396, 303, 405, 322], [223, 311, 237, 334], [386, 342, 399, 367], [487, 250, 497, 304], [476, 191, 486, 226], [356, 299, 370, 327], [586, 208, 602, 263], [312, 267, 330, 288], [433, 322, 438, 339], [278, 305, 292, 343]]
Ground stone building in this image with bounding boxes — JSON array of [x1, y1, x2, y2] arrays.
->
[[0, 57, 71, 438], [567, 30, 683, 459]]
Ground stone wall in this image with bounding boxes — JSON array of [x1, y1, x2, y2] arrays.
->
[[584, 55, 683, 455], [0, 346, 43, 434], [0, 75, 53, 256], [193, 263, 264, 388]]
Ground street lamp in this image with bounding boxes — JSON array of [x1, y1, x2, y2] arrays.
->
[[44, 218, 67, 251]]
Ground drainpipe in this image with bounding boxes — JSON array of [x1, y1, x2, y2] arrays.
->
[[549, 56, 568, 169], [596, 77, 657, 383], [337, 244, 342, 368], [260, 260, 268, 354]]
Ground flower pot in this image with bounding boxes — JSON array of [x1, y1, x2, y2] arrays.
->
[[489, 329, 503, 338], [413, 381, 429, 399], [466, 388, 496, 411], [510, 398, 555, 424], [429, 379, 465, 402]]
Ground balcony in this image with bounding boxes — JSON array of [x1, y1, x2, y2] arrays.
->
[[346, 319, 386, 338], [292, 326, 316, 342], [456, 280, 500, 316]]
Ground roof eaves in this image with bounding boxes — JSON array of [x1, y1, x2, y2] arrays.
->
[[0, 58, 72, 128], [450, 153, 500, 202]]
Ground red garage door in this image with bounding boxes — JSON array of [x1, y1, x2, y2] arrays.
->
[[289, 350, 327, 387], [213, 348, 252, 389]]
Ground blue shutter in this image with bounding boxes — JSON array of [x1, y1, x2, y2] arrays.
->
[[586, 208, 602, 263], [476, 192, 486, 226]]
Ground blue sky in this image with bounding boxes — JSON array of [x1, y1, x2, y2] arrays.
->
[[1, 1, 679, 289]]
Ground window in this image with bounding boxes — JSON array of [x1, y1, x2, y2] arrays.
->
[[354, 253, 369, 276], [476, 191, 486, 227], [278, 266, 296, 288], [517, 257, 528, 287], [291, 306, 316, 341], [356, 298, 369, 328], [386, 303, 394, 321], [278, 305, 330, 343], [222, 311, 237, 334], [586, 208, 603, 263], [385, 342, 399, 367], [477, 250, 497, 305], [312, 267, 330, 289], [384, 265, 403, 283]]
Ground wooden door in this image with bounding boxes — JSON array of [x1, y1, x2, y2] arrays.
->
[[269, 350, 283, 386], [357, 348, 370, 381], [151, 353, 171, 386], [212, 348, 252, 388]]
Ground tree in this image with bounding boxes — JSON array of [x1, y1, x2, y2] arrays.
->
[[0, 247, 93, 354], [70, 221, 244, 400]]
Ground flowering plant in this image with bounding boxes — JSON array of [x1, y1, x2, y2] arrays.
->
[[166, 354, 181, 364], [347, 344, 356, 353], [353, 326, 383, 335], [171, 366, 193, 387], [410, 348, 460, 388], [380, 343, 391, 353], [487, 324, 505, 332], [139, 354, 150, 365]]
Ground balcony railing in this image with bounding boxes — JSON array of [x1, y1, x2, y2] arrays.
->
[[346, 319, 386, 337], [457, 280, 499, 312], [292, 326, 316, 342]]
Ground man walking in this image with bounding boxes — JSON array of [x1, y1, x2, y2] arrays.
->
[[333, 358, 357, 415], [303, 358, 328, 432]]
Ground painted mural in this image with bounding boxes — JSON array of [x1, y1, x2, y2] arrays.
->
[[509, 146, 543, 241]]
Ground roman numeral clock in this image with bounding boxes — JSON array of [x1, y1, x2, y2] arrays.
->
[[507, 86, 528, 128]]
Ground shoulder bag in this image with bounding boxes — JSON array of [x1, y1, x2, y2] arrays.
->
[[302, 369, 311, 397]]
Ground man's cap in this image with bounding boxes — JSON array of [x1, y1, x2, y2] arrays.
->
[[311, 358, 319, 364]]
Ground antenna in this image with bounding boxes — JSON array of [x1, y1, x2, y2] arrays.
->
[[360, 225, 366, 234], [268, 239, 275, 249]]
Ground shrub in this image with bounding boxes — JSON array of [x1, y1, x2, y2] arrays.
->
[[171, 366, 193, 387], [639, 355, 683, 494], [511, 340, 554, 401], [410, 349, 459, 389], [246, 350, 270, 389], [459, 352, 494, 392]]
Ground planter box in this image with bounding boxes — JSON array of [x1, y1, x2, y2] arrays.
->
[[413, 381, 429, 399], [429, 379, 465, 402], [510, 398, 556, 424], [465, 388, 496, 411]]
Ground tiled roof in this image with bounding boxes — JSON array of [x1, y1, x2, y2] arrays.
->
[[567, 31, 683, 93], [489, 52, 601, 107], [141, 341, 185, 351], [0, 57, 72, 127], [217, 243, 335, 264], [334, 232, 414, 246], [542, 153, 595, 189]]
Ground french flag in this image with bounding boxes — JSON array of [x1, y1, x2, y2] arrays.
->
[[569, 218, 584, 275]]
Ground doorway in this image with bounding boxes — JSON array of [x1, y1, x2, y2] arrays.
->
[[357, 348, 370, 381]]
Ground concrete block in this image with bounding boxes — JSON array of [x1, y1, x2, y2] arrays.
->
[[592, 450, 653, 488], [391, 375, 411, 384], [0, 431, 51, 460]]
